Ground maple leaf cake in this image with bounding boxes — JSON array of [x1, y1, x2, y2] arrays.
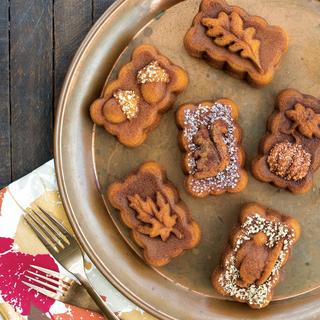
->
[[252, 89, 320, 194], [212, 203, 301, 309], [90, 44, 189, 147], [107, 162, 201, 267], [176, 99, 248, 198], [184, 0, 288, 86]]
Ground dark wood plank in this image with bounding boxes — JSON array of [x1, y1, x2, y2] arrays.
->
[[10, 0, 53, 181], [54, 0, 93, 111], [93, 0, 114, 22], [0, 0, 11, 188]]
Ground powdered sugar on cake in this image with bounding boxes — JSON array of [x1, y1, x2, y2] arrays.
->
[[183, 103, 240, 193]]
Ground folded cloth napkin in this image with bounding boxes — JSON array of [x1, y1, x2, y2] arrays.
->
[[0, 160, 155, 320]]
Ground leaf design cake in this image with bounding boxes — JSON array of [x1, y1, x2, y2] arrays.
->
[[202, 12, 262, 70], [128, 192, 183, 241], [184, 0, 288, 86], [107, 162, 201, 267]]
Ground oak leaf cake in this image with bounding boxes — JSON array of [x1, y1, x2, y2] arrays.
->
[[176, 99, 248, 197], [107, 161, 201, 267], [252, 89, 320, 194], [184, 0, 288, 86], [212, 203, 301, 309], [90, 44, 189, 147]]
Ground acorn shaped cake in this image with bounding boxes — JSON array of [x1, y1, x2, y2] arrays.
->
[[90, 45, 189, 147]]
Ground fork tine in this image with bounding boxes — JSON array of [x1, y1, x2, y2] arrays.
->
[[30, 265, 72, 283], [24, 213, 60, 253], [26, 270, 71, 290], [22, 281, 62, 299], [37, 206, 71, 245], [32, 207, 70, 246], [28, 208, 65, 249], [24, 275, 67, 294]]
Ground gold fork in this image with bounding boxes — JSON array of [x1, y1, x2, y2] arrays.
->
[[24, 206, 119, 320], [22, 265, 101, 313]]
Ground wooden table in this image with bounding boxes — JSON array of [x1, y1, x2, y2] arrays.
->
[[0, 0, 114, 188]]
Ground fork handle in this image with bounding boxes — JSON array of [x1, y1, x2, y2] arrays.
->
[[75, 273, 119, 320]]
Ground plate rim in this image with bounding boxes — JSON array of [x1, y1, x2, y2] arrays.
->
[[54, 1, 185, 319], [54, 0, 320, 319]]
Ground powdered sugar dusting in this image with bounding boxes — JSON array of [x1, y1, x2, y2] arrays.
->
[[218, 214, 296, 307], [183, 103, 240, 193]]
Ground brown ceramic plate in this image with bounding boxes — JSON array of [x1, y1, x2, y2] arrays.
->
[[55, 0, 320, 319]]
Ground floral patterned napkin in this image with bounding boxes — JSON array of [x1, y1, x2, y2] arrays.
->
[[0, 160, 155, 320]]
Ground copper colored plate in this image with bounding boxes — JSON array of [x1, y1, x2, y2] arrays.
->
[[55, 0, 320, 319]]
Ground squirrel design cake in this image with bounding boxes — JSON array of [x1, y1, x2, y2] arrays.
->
[[176, 99, 248, 197]]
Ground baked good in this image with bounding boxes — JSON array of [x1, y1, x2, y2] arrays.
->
[[184, 0, 288, 87], [252, 89, 320, 194], [212, 203, 301, 309], [107, 161, 201, 267], [176, 99, 248, 197], [90, 45, 189, 147]]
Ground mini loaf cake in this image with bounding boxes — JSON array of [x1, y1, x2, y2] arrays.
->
[[252, 89, 320, 194], [107, 161, 201, 267], [90, 44, 189, 147], [184, 0, 288, 86], [212, 203, 301, 309], [176, 99, 248, 197]]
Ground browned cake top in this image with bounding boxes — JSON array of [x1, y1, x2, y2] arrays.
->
[[252, 89, 320, 193], [176, 99, 247, 197], [213, 203, 300, 308], [107, 162, 201, 267], [267, 142, 311, 181], [184, 0, 288, 86], [90, 45, 188, 147], [183, 102, 240, 191]]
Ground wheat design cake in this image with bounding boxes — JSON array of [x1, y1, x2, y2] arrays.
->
[[212, 203, 301, 309], [252, 89, 320, 194], [90, 44, 189, 147], [184, 0, 288, 86], [107, 162, 201, 267], [176, 99, 248, 198]]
